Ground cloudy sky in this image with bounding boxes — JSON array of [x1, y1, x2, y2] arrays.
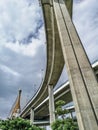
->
[[0, 0, 98, 119]]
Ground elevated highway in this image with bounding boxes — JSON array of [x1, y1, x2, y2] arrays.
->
[[20, 0, 98, 129], [20, 61, 98, 121], [20, 0, 73, 119]]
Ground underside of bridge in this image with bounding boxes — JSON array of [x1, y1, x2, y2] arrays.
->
[[20, 63, 98, 123], [20, 0, 73, 118], [21, 82, 72, 119], [20, 1, 98, 130]]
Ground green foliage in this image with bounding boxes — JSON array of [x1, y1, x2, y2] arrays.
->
[[0, 118, 44, 130], [55, 100, 69, 119], [51, 118, 79, 130], [52, 100, 79, 130], [55, 100, 65, 107]]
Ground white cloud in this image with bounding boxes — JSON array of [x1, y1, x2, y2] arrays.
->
[[0, 64, 21, 76], [3, 26, 45, 56], [0, 0, 45, 57], [4, 40, 41, 57], [0, 0, 42, 43]]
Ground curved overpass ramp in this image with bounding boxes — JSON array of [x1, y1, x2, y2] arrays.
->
[[34, 61, 98, 120], [20, 0, 73, 118], [20, 61, 98, 120]]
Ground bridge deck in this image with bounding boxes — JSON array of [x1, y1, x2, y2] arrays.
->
[[20, 0, 73, 118]]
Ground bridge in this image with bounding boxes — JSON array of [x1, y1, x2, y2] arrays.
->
[[20, 61, 98, 124], [20, 0, 73, 123], [10, 0, 98, 130]]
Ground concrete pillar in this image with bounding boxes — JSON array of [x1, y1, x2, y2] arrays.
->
[[48, 85, 55, 125], [53, 0, 98, 130], [30, 108, 34, 125]]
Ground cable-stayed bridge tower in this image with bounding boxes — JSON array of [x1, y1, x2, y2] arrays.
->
[[9, 90, 22, 118]]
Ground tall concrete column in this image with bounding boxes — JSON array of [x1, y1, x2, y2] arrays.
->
[[48, 85, 55, 125], [30, 108, 34, 125], [53, 0, 98, 130]]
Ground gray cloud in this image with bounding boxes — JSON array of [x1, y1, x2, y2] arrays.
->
[[0, 39, 46, 118]]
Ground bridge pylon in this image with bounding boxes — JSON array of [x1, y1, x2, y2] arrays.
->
[[9, 89, 22, 118]]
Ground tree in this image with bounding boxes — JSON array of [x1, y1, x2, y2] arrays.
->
[[0, 118, 44, 130], [55, 100, 69, 119], [51, 100, 79, 130]]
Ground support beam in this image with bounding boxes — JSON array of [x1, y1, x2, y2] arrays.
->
[[53, 0, 98, 130], [30, 108, 34, 125], [48, 85, 55, 125]]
